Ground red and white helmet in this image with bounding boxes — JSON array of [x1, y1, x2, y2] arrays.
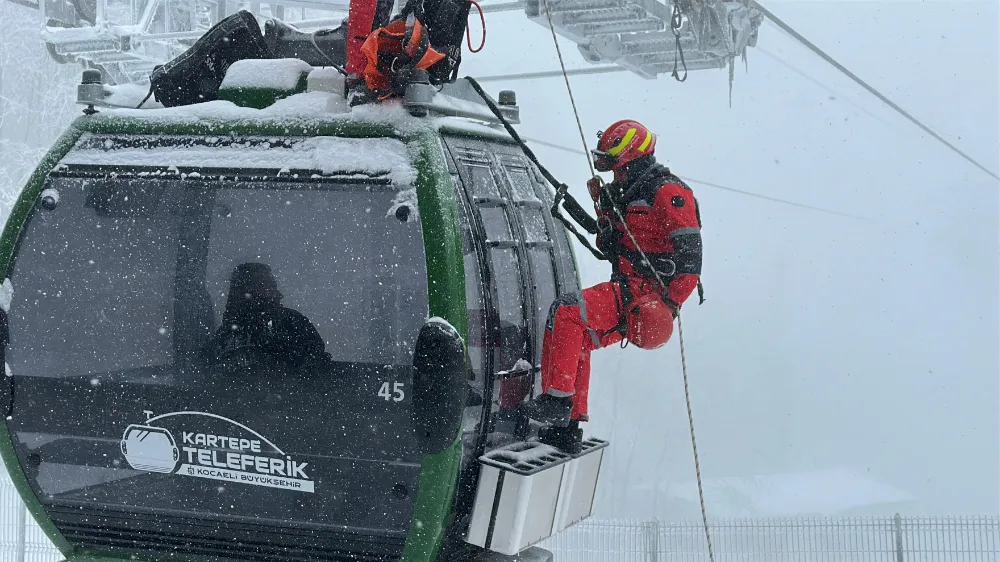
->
[[592, 119, 657, 172]]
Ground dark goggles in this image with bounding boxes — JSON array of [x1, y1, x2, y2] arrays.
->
[[591, 149, 616, 172]]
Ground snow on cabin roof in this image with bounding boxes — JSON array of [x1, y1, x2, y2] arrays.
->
[[93, 72, 515, 142], [219, 58, 313, 91], [59, 133, 419, 186]]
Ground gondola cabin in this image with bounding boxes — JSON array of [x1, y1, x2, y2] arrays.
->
[[0, 59, 607, 562]]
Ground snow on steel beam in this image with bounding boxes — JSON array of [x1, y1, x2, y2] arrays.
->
[[4, 0, 40, 10], [523, 0, 763, 79]]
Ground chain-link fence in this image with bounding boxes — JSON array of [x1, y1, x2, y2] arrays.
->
[[2, 470, 998, 562], [539, 516, 1000, 561]]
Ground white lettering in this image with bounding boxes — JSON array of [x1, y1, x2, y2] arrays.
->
[[135, 414, 315, 493], [290, 461, 309, 479]]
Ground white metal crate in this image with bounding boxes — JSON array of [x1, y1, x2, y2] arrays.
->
[[466, 437, 609, 556]]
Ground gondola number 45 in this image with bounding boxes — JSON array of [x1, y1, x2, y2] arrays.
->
[[378, 382, 405, 402]]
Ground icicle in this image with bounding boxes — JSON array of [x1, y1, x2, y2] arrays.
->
[[728, 56, 735, 108]]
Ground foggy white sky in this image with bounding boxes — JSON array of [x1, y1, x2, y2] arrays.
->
[[1, 0, 997, 521], [461, 0, 999, 518]]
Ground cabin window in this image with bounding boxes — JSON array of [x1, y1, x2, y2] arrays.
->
[[521, 207, 549, 243], [455, 185, 488, 413], [528, 248, 557, 360], [501, 164, 561, 365], [465, 164, 502, 199], [479, 205, 513, 242], [505, 167, 541, 204], [5, 171, 428, 533], [443, 136, 585, 448], [488, 247, 528, 373]]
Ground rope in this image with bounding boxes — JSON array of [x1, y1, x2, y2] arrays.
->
[[466, 0, 486, 53], [750, 0, 998, 183], [677, 312, 714, 561], [541, 0, 595, 178], [539, 1, 715, 559]]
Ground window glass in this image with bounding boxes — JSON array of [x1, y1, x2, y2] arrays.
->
[[552, 221, 581, 294], [479, 206, 513, 242], [488, 248, 526, 373], [6, 174, 428, 533], [505, 167, 541, 204], [529, 248, 557, 363], [455, 186, 487, 414], [521, 207, 549, 243], [466, 165, 501, 199]]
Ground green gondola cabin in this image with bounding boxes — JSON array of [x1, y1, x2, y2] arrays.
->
[[0, 18, 609, 560]]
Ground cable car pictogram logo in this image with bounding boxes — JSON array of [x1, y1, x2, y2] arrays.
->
[[121, 410, 315, 493]]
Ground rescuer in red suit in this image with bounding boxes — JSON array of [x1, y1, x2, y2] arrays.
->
[[522, 119, 704, 454]]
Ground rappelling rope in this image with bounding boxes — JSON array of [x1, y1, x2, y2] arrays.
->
[[541, 0, 595, 178], [540, 2, 714, 559]]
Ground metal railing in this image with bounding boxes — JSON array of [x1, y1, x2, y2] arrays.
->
[[539, 516, 1000, 561], [2, 470, 998, 561]]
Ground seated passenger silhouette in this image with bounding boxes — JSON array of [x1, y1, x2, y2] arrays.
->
[[203, 263, 326, 369]]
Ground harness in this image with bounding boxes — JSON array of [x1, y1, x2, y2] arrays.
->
[[597, 164, 705, 318]]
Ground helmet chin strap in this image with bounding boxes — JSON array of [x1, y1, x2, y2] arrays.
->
[[612, 167, 628, 185]]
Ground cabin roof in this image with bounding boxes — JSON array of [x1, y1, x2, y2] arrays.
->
[[78, 61, 520, 145]]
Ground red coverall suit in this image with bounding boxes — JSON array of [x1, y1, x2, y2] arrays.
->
[[539, 159, 703, 422]]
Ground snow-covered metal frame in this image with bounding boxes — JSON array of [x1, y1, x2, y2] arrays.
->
[[35, 0, 350, 84], [8, 0, 764, 85], [523, 0, 764, 78]]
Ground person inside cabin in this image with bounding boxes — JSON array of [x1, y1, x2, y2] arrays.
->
[[523, 120, 704, 454], [202, 262, 328, 369]]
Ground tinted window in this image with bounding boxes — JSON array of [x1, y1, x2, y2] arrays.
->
[[466, 165, 501, 199], [479, 205, 513, 242], [489, 247, 527, 373], [455, 189, 487, 406], [7, 175, 428, 533], [505, 167, 540, 204], [522, 207, 549, 244], [528, 248, 557, 361]]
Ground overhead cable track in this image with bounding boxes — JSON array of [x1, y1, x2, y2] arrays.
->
[[480, 0, 999, 183], [751, 1, 998, 182], [523, 137, 868, 219]]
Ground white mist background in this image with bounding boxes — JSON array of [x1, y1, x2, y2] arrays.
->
[[1, 0, 997, 523]]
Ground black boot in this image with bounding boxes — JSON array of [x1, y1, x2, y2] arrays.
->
[[521, 394, 573, 427], [538, 420, 583, 455]]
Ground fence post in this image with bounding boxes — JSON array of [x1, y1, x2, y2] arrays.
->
[[644, 519, 660, 562], [15, 501, 27, 562], [893, 513, 904, 562]]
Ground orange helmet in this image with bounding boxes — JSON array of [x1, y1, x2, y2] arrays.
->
[[592, 119, 657, 172], [625, 293, 674, 349]]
